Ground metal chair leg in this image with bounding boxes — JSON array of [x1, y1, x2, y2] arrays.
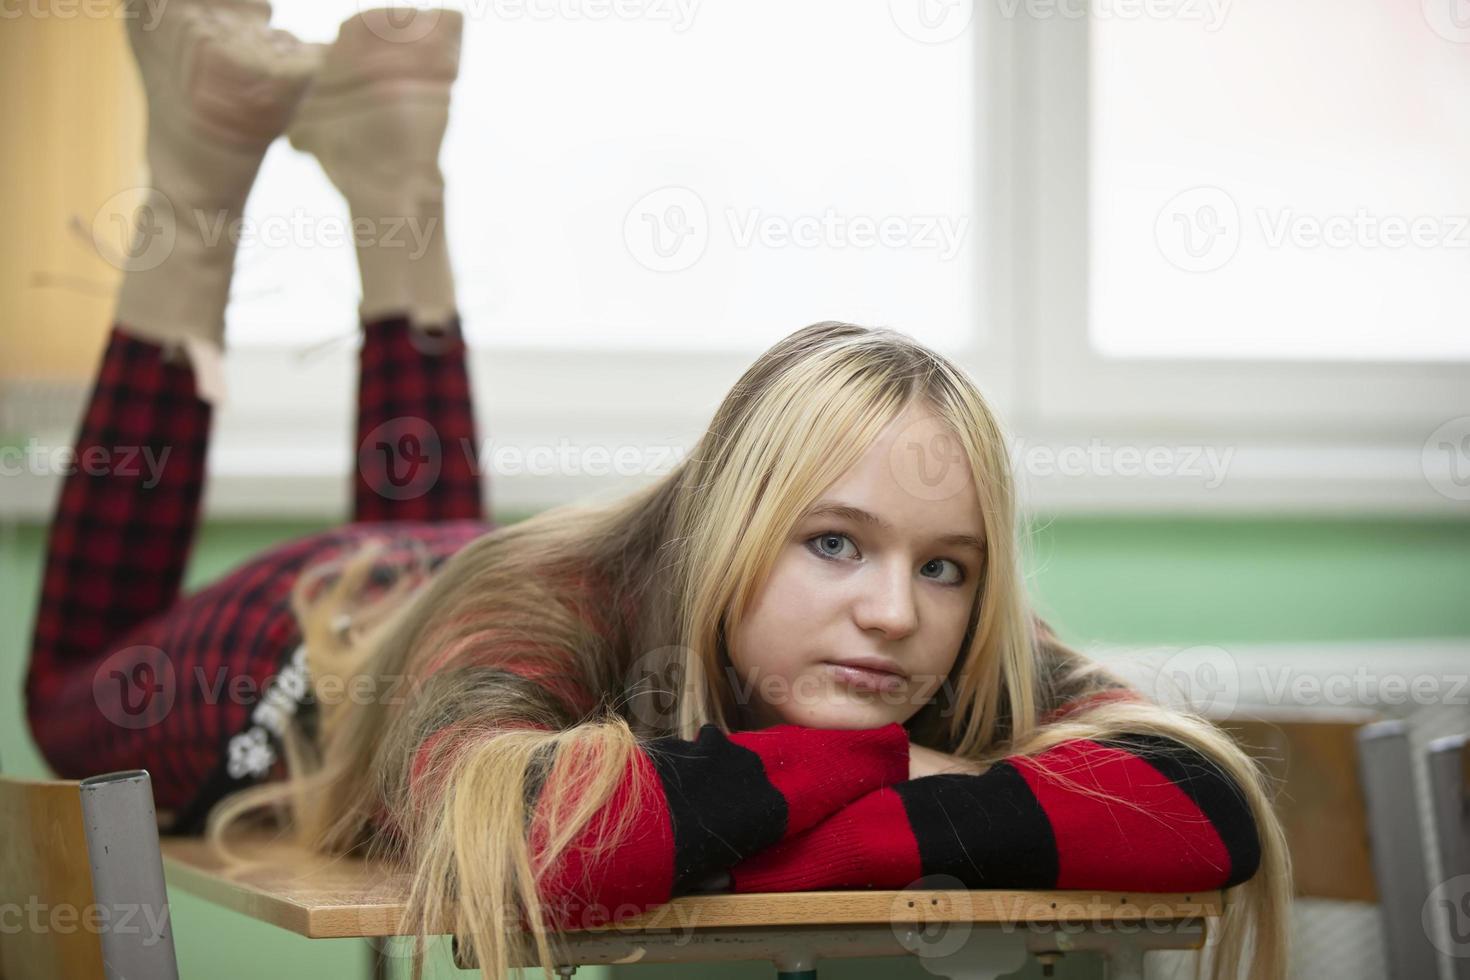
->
[[79, 770, 180, 980], [1357, 721, 1439, 980]]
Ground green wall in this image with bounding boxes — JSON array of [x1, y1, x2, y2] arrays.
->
[[4, 514, 1468, 979]]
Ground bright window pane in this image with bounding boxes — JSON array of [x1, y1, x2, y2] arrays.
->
[[1090, 0, 1470, 361], [229, 0, 977, 351]]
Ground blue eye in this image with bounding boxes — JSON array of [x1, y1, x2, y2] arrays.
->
[[809, 532, 857, 560], [805, 531, 967, 587], [920, 557, 966, 586]]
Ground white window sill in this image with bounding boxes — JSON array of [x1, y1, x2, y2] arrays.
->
[[2, 344, 1464, 521]]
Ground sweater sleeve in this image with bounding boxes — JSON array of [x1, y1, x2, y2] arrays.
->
[[398, 715, 911, 930], [727, 730, 1262, 895], [527, 721, 912, 928]]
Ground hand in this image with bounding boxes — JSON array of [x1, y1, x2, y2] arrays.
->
[[908, 741, 989, 780]]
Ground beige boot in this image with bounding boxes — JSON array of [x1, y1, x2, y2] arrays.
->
[[113, 0, 322, 402], [286, 8, 463, 333]]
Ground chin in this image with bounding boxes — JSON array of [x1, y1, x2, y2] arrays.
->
[[784, 699, 906, 731]]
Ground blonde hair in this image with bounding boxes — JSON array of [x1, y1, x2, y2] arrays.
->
[[208, 321, 1290, 979]]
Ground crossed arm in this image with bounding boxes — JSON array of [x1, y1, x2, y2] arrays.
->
[[401, 703, 1260, 929], [727, 728, 1262, 895]]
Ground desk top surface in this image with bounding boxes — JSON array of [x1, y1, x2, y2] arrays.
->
[[160, 833, 1224, 940]]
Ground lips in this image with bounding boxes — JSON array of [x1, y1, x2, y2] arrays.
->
[[824, 657, 907, 678], [821, 659, 908, 694]]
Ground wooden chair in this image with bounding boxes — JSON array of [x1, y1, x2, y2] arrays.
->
[[0, 769, 179, 980], [1427, 732, 1470, 980], [1214, 708, 1440, 980]]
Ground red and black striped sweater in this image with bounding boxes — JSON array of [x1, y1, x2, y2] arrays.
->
[[399, 683, 1261, 930]]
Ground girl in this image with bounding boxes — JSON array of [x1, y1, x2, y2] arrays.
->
[[25, 4, 1290, 979]]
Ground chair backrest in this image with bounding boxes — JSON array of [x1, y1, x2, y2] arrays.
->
[[1214, 709, 1440, 980], [1357, 719, 1442, 980], [1427, 732, 1470, 980], [0, 769, 179, 980], [1216, 709, 1380, 901]]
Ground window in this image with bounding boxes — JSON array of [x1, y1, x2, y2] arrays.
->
[[1021, 2, 1468, 459], [14, 1, 1459, 521], [1090, 0, 1470, 362], [230, 0, 980, 353]]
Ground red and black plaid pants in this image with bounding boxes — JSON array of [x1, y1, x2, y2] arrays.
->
[[24, 315, 496, 832]]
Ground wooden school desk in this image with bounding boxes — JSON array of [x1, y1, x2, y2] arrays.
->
[[159, 832, 1222, 980]]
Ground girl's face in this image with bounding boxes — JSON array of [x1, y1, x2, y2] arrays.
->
[[726, 402, 985, 731]]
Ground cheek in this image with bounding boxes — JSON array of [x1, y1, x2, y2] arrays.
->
[[728, 557, 822, 674], [729, 606, 795, 679]]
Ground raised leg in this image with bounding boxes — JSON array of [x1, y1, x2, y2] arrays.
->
[[25, 0, 317, 706], [24, 329, 211, 719], [284, 9, 481, 524], [26, 0, 320, 793], [354, 313, 487, 523]]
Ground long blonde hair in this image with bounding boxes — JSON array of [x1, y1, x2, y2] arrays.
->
[[208, 321, 1290, 979]]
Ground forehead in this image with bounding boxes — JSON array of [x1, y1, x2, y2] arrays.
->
[[807, 405, 984, 542]]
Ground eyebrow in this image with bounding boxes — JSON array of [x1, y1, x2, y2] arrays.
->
[[804, 501, 986, 554]]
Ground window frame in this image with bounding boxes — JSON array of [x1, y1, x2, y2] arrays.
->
[[1021, 10, 1470, 432], [5, 6, 1466, 521], [1002, 10, 1469, 515]]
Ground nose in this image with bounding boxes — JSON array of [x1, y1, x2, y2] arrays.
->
[[852, 559, 919, 640]]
